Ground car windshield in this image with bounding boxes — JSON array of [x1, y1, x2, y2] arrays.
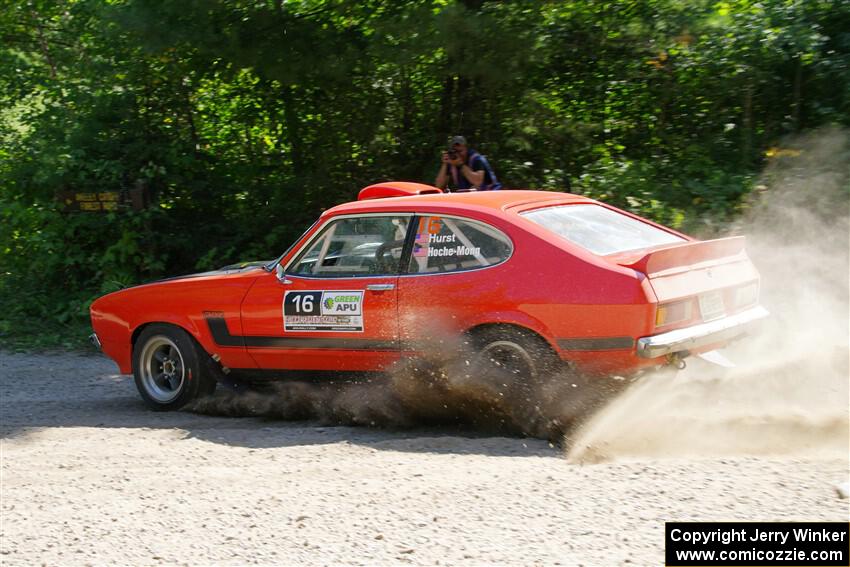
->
[[264, 220, 320, 271], [521, 204, 685, 256]]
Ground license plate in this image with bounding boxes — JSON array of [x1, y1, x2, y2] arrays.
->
[[699, 291, 725, 321]]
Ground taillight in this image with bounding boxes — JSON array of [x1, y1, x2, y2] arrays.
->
[[734, 282, 759, 308], [655, 299, 693, 327]]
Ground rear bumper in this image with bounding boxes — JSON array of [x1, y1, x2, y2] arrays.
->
[[636, 305, 769, 359]]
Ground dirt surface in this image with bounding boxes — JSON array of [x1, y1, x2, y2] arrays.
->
[[1, 351, 847, 566]]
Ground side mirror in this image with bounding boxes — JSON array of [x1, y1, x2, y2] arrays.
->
[[275, 263, 292, 284]]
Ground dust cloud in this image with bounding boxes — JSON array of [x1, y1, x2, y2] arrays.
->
[[566, 127, 850, 462], [189, 341, 625, 442]]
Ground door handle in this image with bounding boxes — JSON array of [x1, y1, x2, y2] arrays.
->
[[366, 283, 395, 291]]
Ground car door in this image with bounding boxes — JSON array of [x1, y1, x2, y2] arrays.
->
[[240, 214, 412, 371]]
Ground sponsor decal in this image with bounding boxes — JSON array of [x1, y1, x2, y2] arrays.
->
[[283, 290, 364, 332], [412, 216, 480, 259]]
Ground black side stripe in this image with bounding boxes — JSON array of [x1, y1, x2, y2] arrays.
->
[[205, 315, 398, 351], [205, 316, 245, 347], [557, 337, 635, 351]]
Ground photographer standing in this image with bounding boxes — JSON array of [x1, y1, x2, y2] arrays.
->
[[435, 135, 502, 192]]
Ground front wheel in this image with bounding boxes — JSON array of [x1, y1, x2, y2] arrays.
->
[[132, 324, 216, 411]]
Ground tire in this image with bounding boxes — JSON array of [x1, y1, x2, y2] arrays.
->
[[132, 324, 216, 411], [470, 326, 560, 384], [468, 326, 563, 438]]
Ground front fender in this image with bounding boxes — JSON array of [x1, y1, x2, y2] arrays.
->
[[90, 270, 262, 374]]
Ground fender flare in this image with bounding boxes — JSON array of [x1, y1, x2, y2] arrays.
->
[[461, 310, 560, 353]]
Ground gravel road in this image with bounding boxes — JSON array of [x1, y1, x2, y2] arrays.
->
[[1, 351, 847, 566]]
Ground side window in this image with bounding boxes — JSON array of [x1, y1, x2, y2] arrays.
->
[[289, 216, 410, 277], [408, 216, 512, 274]]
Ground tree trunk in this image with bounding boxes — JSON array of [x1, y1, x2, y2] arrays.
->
[[792, 56, 803, 132], [437, 75, 455, 143], [741, 78, 754, 167], [30, 9, 57, 79], [456, 75, 473, 135], [281, 85, 305, 179], [180, 78, 201, 156]]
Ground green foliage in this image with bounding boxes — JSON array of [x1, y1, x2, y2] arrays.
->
[[1, 0, 848, 349]]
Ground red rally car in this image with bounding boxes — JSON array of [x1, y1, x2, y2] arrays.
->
[[90, 182, 769, 410]]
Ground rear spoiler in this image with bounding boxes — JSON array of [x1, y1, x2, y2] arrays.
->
[[358, 182, 443, 200], [620, 236, 747, 277]]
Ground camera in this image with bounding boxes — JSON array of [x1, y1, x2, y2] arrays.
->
[[447, 149, 458, 160]]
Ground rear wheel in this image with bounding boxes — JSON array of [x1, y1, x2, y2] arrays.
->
[[132, 324, 216, 411], [470, 326, 560, 383], [466, 326, 565, 437]]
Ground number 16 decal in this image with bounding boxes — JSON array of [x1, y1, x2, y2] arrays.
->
[[282, 290, 364, 332], [283, 291, 322, 316]]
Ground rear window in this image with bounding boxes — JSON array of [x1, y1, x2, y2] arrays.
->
[[408, 215, 513, 274], [521, 204, 685, 255]]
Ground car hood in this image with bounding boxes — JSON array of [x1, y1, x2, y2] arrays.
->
[[151, 261, 271, 284]]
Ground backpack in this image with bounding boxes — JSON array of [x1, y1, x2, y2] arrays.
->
[[451, 151, 502, 191]]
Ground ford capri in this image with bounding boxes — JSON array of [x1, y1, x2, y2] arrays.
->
[[90, 182, 769, 410]]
